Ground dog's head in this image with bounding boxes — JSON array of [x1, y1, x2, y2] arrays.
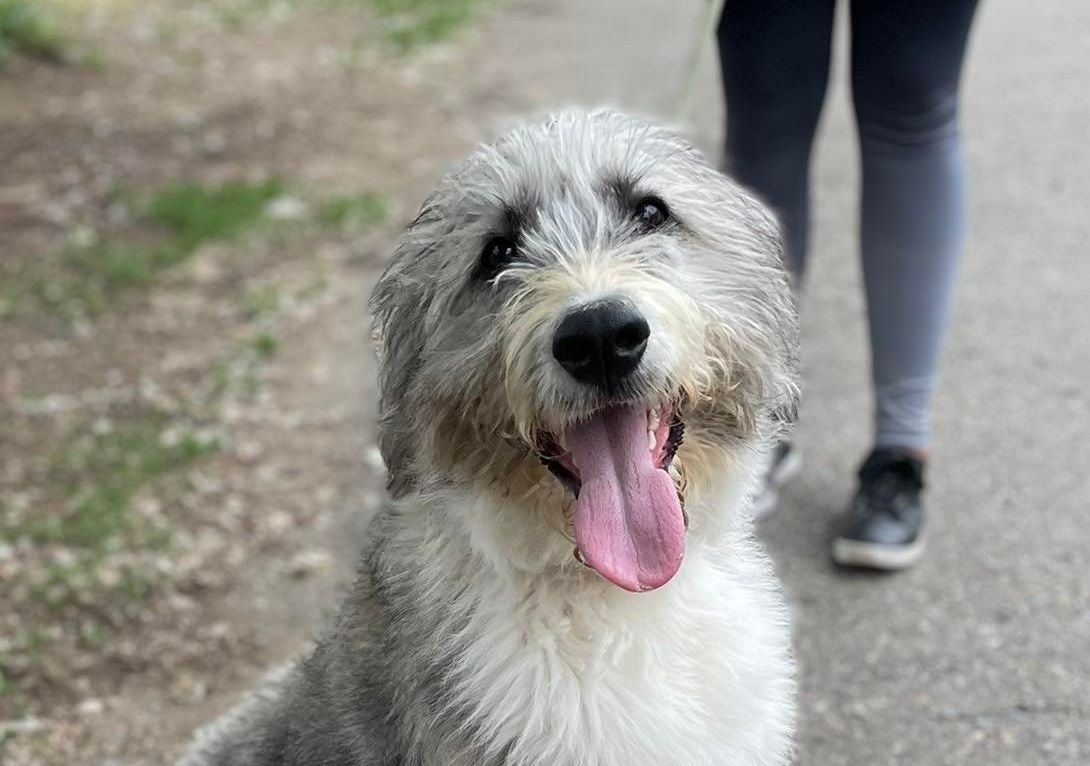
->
[[370, 110, 798, 592]]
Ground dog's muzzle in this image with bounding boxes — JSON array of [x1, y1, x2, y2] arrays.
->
[[536, 299, 689, 594]]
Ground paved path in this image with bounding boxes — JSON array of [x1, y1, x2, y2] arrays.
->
[[470, 1, 1090, 763]]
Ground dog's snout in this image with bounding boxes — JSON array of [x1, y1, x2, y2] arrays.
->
[[552, 300, 650, 391]]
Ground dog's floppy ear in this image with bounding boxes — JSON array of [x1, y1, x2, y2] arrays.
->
[[751, 212, 801, 430], [370, 275, 425, 497], [702, 170, 801, 440], [369, 205, 444, 497], [749, 203, 801, 437]]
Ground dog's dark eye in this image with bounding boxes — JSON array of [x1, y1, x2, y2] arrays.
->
[[635, 196, 670, 231], [478, 236, 517, 281]]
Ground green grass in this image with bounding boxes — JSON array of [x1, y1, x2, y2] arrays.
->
[[147, 179, 284, 251], [242, 284, 282, 318], [142, 0, 484, 52], [0, 0, 65, 68], [0, 630, 37, 717], [317, 192, 388, 229], [0, 628, 44, 718], [250, 330, 279, 358], [0, 415, 218, 641], [0, 666, 17, 708], [7, 418, 219, 550], [366, 0, 484, 51], [27, 179, 283, 318]]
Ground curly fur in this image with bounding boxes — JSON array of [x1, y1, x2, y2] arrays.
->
[[178, 109, 800, 766]]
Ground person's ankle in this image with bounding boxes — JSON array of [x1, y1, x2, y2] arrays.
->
[[872, 444, 928, 462]]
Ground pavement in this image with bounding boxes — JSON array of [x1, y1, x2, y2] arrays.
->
[[466, 0, 1090, 763]]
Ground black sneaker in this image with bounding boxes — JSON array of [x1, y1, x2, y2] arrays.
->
[[832, 449, 925, 570], [752, 441, 802, 519]]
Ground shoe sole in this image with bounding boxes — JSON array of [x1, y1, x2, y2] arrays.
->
[[752, 449, 803, 520], [831, 537, 925, 571]]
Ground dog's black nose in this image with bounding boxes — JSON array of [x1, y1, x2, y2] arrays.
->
[[552, 300, 650, 391]]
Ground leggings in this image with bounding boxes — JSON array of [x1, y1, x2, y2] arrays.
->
[[718, 0, 979, 452]]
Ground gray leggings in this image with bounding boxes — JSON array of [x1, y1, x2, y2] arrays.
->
[[718, 0, 979, 451]]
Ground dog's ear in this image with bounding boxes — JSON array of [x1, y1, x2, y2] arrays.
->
[[749, 207, 802, 429], [747, 198, 801, 438], [701, 171, 801, 440], [369, 215, 442, 497]]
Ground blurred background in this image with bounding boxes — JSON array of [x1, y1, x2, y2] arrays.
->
[[0, 1, 1087, 764]]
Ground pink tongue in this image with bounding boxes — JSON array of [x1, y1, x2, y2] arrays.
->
[[566, 405, 685, 592]]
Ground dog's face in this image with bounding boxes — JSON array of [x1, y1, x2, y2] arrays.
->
[[371, 110, 798, 592]]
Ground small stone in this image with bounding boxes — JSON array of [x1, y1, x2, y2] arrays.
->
[[266, 511, 293, 536], [265, 196, 308, 221], [77, 698, 105, 716], [288, 549, 334, 578], [202, 130, 227, 155], [236, 439, 264, 462], [187, 248, 225, 285]]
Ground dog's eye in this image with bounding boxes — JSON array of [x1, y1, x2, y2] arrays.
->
[[635, 196, 670, 231], [478, 236, 518, 281]]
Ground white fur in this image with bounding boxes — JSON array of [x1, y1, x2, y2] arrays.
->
[[396, 456, 795, 766]]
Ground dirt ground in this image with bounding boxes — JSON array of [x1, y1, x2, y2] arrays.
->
[[1, 1, 525, 762]]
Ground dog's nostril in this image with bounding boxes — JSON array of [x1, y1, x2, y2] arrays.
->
[[614, 318, 650, 356], [552, 334, 592, 367], [552, 300, 650, 391]]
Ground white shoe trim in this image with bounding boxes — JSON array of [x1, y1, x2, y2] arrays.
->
[[832, 536, 925, 570]]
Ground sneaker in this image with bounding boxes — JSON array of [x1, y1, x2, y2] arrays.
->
[[832, 449, 926, 570], [751, 441, 802, 519]]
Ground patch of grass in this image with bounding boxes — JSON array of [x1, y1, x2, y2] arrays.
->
[[0, 0, 65, 68], [10, 418, 219, 550], [118, 568, 154, 602], [75, 45, 107, 71], [0, 667, 16, 704], [317, 192, 388, 229], [0, 654, 30, 721], [155, 18, 179, 46], [78, 242, 158, 289], [366, 0, 485, 52], [27, 561, 95, 609], [146, 178, 284, 252], [250, 330, 279, 359], [0, 628, 43, 714], [210, 0, 294, 31], [27, 179, 283, 319], [297, 273, 329, 301], [242, 284, 282, 318]]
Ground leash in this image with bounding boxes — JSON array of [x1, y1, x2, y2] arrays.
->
[[671, 0, 727, 121]]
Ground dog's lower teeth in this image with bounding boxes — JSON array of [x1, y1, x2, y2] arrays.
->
[[648, 429, 656, 451], [573, 547, 589, 566]]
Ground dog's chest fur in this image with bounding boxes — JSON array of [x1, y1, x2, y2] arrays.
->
[[180, 491, 795, 766], [376, 495, 796, 766]]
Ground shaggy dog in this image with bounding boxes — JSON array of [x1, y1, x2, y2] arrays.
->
[[180, 109, 800, 766]]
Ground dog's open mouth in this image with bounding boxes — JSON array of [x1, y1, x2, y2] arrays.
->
[[538, 405, 685, 593]]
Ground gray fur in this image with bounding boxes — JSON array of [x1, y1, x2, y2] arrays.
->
[[178, 109, 799, 766]]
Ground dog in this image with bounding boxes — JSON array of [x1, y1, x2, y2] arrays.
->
[[179, 109, 800, 766]]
